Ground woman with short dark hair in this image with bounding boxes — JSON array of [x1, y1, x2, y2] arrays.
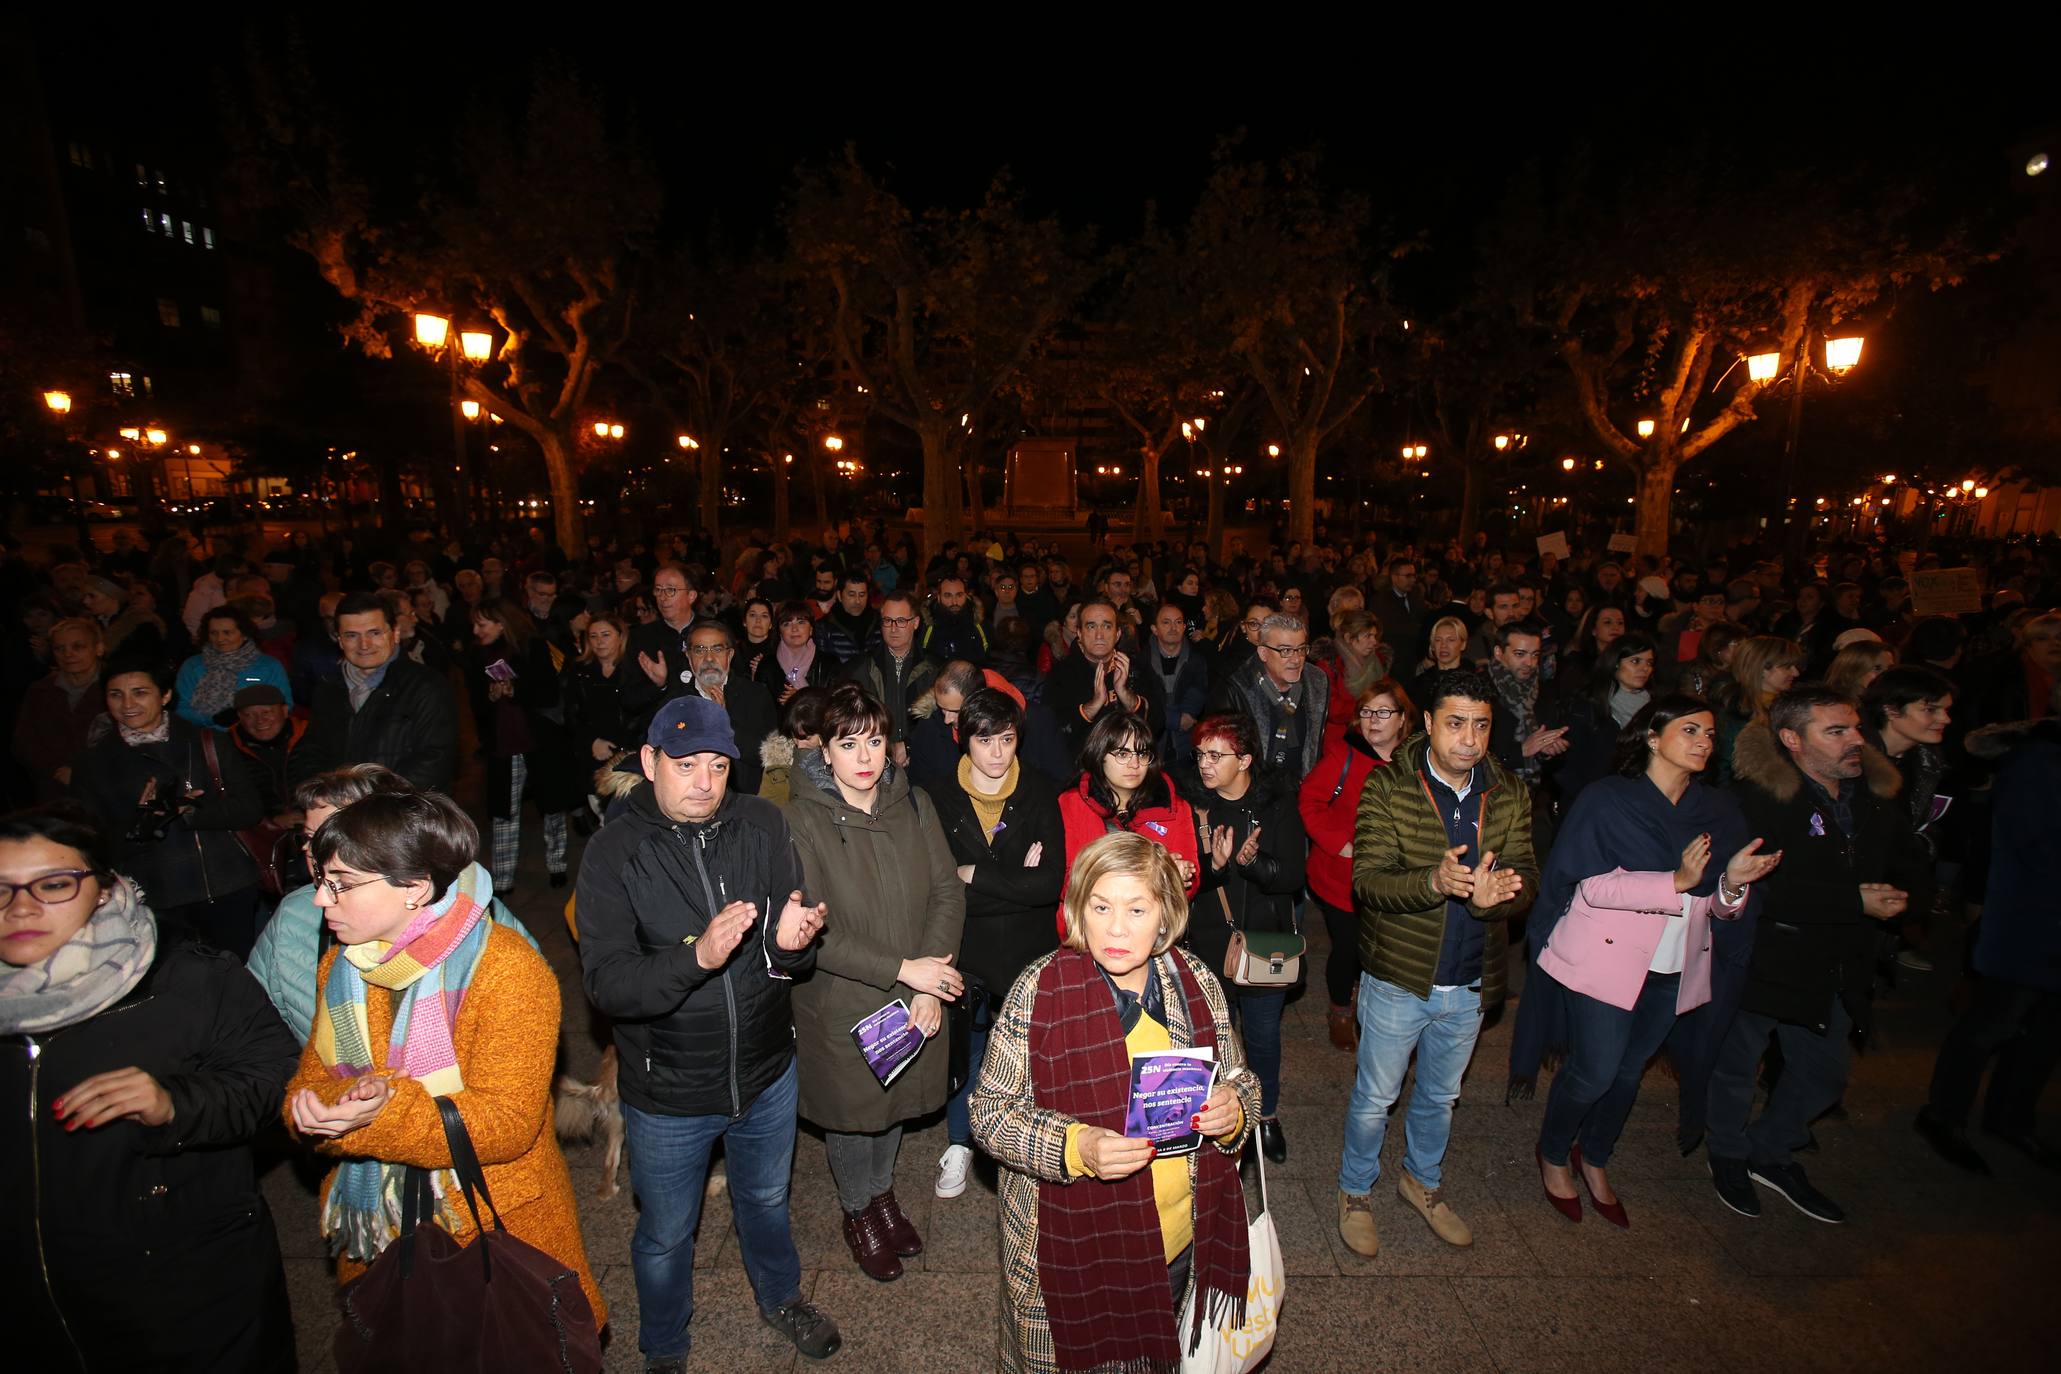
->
[[2, 803, 299, 1371], [174, 603, 292, 732], [765, 599, 842, 703], [785, 683, 966, 1281], [1056, 711, 1203, 938], [1553, 634, 1658, 806], [283, 791, 605, 1326]]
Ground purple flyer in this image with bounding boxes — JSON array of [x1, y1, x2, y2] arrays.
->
[[1125, 1048, 1216, 1155], [850, 1000, 926, 1087]]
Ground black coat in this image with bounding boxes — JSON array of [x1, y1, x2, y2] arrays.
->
[[1175, 765, 1308, 974], [575, 783, 817, 1117], [291, 654, 459, 792], [3, 936, 299, 1373], [683, 672, 779, 796], [753, 642, 841, 701], [563, 657, 662, 757], [1044, 651, 1167, 761], [71, 719, 265, 910], [1729, 722, 1931, 1033], [923, 765, 1065, 999]]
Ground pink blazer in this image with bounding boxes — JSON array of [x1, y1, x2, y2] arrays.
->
[[1536, 868, 1744, 1013]]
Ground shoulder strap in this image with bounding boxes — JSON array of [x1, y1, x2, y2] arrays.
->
[[198, 728, 228, 795], [1327, 745, 1355, 803], [434, 1096, 508, 1238]]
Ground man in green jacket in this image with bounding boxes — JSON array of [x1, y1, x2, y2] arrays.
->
[[1337, 668, 1537, 1258]]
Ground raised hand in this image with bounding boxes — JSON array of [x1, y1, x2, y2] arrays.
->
[[638, 650, 668, 686], [1023, 840, 1044, 868], [1724, 838, 1782, 888], [1676, 833, 1713, 893], [774, 890, 826, 951], [695, 900, 758, 969], [1434, 844, 1476, 899], [1467, 850, 1524, 909], [1209, 824, 1237, 871], [1235, 825, 1263, 867]]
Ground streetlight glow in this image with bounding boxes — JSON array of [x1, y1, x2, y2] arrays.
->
[[413, 313, 450, 349], [120, 427, 141, 441], [823, 434, 845, 452], [1881, 473, 1896, 484], [1961, 478, 1975, 492], [143, 428, 167, 446], [1562, 457, 1577, 471], [594, 421, 610, 437], [459, 330, 494, 363], [1266, 443, 1280, 458], [1493, 434, 1509, 451], [43, 390, 72, 414], [460, 399, 480, 420], [609, 424, 624, 440], [677, 434, 700, 450], [1636, 418, 1656, 439], [187, 444, 201, 455], [1825, 336, 1864, 373], [1974, 486, 1989, 499], [1746, 351, 1781, 384]]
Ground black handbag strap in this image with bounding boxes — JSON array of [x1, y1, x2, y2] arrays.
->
[[434, 1095, 509, 1287], [1327, 745, 1356, 804], [397, 1163, 436, 1276]]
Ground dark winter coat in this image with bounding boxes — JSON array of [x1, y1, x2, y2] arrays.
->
[[1043, 651, 1167, 762], [839, 643, 940, 747], [1351, 732, 1537, 1009], [1728, 721, 1930, 1033], [11, 673, 103, 802], [575, 782, 818, 1118], [291, 653, 458, 792], [1176, 765, 1308, 976], [1206, 653, 1332, 781], [924, 764, 1066, 1002], [5, 935, 299, 1373], [482, 636, 579, 815], [70, 718, 265, 911], [1969, 720, 2061, 991], [683, 671, 780, 796], [784, 750, 965, 1132], [563, 656, 662, 758]]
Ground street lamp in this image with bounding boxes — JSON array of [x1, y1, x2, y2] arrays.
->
[[144, 427, 168, 446], [1494, 434, 1510, 451], [1266, 443, 1280, 458], [823, 434, 845, 452], [677, 434, 700, 451], [1636, 418, 1656, 439], [460, 399, 480, 420], [459, 330, 494, 364], [1745, 352, 1781, 384], [1825, 336, 1864, 373], [1562, 457, 1577, 472], [43, 390, 72, 415], [413, 313, 450, 349]]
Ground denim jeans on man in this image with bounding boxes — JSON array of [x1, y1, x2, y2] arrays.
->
[[1339, 974, 1483, 1193], [624, 1059, 804, 1360], [944, 994, 995, 1146], [1231, 987, 1287, 1117], [1538, 970, 1680, 1167], [1707, 995, 1852, 1168]]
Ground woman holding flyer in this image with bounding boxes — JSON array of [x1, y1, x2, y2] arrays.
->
[[971, 832, 1261, 1374], [786, 683, 966, 1283]]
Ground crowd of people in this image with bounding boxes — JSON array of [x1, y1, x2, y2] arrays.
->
[[3, 516, 2058, 1372]]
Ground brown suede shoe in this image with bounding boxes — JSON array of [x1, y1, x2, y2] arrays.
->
[[1337, 1189, 1379, 1258], [1397, 1169, 1473, 1247], [871, 1188, 924, 1258], [843, 1206, 904, 1282], [1328, 1006, 1358, 1051]]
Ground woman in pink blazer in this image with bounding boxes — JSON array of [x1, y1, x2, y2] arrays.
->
[[1531, 696, 1782, 1227]]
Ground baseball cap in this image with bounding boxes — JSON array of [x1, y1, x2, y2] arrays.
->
[[645, 695, 739, 759]]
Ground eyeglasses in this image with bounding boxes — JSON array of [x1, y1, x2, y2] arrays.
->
[[1358, 707, 1402, 721], [687, 643, 731, 659], [1105, 747, 1151, 764], [0, 870, 100, 909], [1240, 618, 1263, 630], [652, 586, 688, 598], [1195, 749, 1245, 765], [315, 872, 383, 901], [1260, 642, 1309, 660], [881, 616, 919, 628]]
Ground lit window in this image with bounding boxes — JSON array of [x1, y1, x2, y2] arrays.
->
[[200, 306, 222, 326], [142, 207, 155, 233], [140, 376, 154, 396], [110, 371, 135, 397], [136, 163, 148, 187], [182, 221, 194, 244], [202, 227, 215, 249], [159, 212, 172, 236], [157, 297, 181, 327], [155, 170, 167, 193]]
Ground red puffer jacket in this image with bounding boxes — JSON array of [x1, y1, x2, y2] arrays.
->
[[1299, 727, 1388, 911], [1054, 770, 1203, 936]]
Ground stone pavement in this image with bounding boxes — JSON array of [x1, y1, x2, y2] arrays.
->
[[268, 818, 2058, 1373]]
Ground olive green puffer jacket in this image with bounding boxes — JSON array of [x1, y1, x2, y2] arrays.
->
[[1350, 732, 1537, 1008]]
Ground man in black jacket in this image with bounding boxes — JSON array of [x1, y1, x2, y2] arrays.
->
[[922, 687, 1063, 1202], [290, 593, 457, 791], [1706, 686, 1929, 1224], [1045, 599, 1164, 760], [575, 696, 841, 1366], [839, 592, 937, 766], [681, 621, 779, 795]]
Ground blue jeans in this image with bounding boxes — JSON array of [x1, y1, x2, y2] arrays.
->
[[1231, 987, 1286, 1117], [624, 1059, 804, 1360], [1707, 996, 1852, 1169], [944, 994, 994, 1147], [1538, 971, 1680, 1168], [1338, 975, 1483, 1194]]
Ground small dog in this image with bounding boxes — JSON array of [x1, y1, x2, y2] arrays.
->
[[555, 1046, 626, 1200]]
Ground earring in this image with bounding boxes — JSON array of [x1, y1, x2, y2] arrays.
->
[[405, 900, 418, 910]]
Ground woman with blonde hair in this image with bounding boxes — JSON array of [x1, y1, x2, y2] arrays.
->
[[1824, 639, 1896, 701], [972, 831, 1260, 1374], [1408, 614, 1474, 711], [1712, 636, 1805, 785]]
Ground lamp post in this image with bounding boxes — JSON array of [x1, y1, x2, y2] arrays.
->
[[415, 313, 493, 534], [1753, 334, 1863, 572]]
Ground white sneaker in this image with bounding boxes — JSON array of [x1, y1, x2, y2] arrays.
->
[[935, 1143, 973, 1199]]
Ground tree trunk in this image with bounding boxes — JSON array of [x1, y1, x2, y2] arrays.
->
[[699, 437, 721, 539], [808, 446, 831, 528], [767, 454, 790, 543], [919, 421, 963, 556], [1633, 456, 1676, 559], [965, 424, 987, 531], [1135, 444, 1165, 543], [375, 456, 405, 531], [1285, 431, 1318, 544], [539, 429, 587, 557], [1457, 459, 1483, 544], [1205, 465, 1225, 559]]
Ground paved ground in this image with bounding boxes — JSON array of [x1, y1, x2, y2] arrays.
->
[[267, 814, 2059, 1373]]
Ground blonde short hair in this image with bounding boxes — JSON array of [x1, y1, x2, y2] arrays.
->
[[1060, 831, 1189, 957]]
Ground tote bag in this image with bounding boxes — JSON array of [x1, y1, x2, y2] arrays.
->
[[335, 1097, 602, 1374], [1179, 1137, 1284, 1373]]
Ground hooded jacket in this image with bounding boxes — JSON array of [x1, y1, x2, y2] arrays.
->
[[924, 763, 1065, 1000], [574, 781, 818, 1118], [1728, 720, 1929, 1032]]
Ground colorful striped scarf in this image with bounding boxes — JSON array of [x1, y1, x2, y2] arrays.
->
[[313, 864, 493, 1261]]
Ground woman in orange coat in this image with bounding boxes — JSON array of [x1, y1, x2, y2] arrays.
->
[[282, 791, 605, 1328]]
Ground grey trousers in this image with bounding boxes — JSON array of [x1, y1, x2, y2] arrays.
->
[[825, 1125, 904, 1214]]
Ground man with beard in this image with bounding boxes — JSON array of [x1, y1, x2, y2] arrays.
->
[[682, 621, 779, 795], [920, 576, 989, 664], [1485, 619, 1569, 790], [1707, 686, 1927, 1223], [815, 572, 881, 664]]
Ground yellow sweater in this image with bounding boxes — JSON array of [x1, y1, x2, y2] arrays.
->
[[1063, 1009, 1204, 1263]]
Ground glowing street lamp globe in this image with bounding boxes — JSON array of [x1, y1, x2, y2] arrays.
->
[[43, 390, 72, 415], [1745, 352, 1781, 384], [413, 313, 450, 349], [1825, 336, 1864, 373], [459, 330, 494, 363]]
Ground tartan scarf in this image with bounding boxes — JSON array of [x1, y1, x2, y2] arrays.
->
[[312, 864, 493, 1261], [1487, 659, 1540, 783], [1031, 948, 1249, 1373]]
